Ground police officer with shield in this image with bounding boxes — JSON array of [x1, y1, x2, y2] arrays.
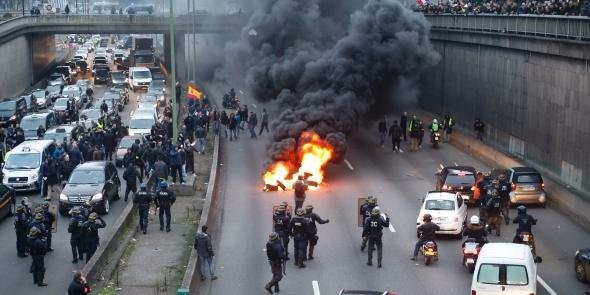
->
[[362, 208, 389, 268], [360, 197, 377, 251], [273, 204, 291, 260], [289, 208, 313, 268]]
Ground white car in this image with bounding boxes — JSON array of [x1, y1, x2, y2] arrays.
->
[[416, 191, 467, 237]]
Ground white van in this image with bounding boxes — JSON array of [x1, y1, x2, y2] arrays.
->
[[128, 67, 152, 92], [128, 112, 155, 136], [471, 243, 541, 295], [2, 140, 54, 192]]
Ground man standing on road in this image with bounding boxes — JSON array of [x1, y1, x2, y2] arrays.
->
[[195, 125, 207, 154], [389, 120, 402, 152], [41, 157, 61, 202], [273, 205, 291, 261], [155, 181, 176, 232], [153, 156, 169, 190], [27, 227, 48, 287], [265, 232, 286, 294], [123, 163, 141, 202], [103, 130, 116, 161], [133, 183, 153, 235], [293, 175, 308, 210], [304, 204, 329, 260], [194, 226, 218, 281], [14, 205, 30, 258], [289, 208, 313, 268], [67, 207, 85, 264], [81, 212, 106, 262], [360, 197, 378, 252], [41, 202, 55, 252], [259, 108, 270, 135], [248, 112, 258, 138], [363, 208, 389, 268]]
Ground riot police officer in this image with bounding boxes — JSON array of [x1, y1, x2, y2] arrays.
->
[[27, 227, 48, 286], [29, 210, 47, 241], [362, 208, 389, 268], [82, 212, 106, 263], [14, 205, 30, 257], [304, 204, 329, 260], [273, 204, 291, 260], [133, 183, 153, 234], [41, 202, 55, 251], [265, 232, 286, 294], [360, 197, 377, 251], [68, 207, 86, 263], [289, 208, 313, 268], [155, 181, 176, 232]]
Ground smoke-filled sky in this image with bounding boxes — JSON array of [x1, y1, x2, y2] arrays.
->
[[218, 0, 439, 164]]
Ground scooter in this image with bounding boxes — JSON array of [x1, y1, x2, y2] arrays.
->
[[420, 240, 438, 266], [431, 132, 441, 148], [515, 231, 536, 257], [462, 238, 481, 273]]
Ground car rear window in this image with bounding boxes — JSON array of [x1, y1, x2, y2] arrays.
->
[[515, 173, 542, 183], [477, 264, 529, 286], [478, 264, 500, 284], [424, 199, 455, 210], [506, 265, 528, 285], [445, 174, 475, 185]]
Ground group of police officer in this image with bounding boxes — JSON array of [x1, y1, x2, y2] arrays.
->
[[14, 199, 105, 288], [132, 180, 177, 235]]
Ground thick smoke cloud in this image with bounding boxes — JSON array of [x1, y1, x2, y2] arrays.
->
[[222, 0, 439, 166]]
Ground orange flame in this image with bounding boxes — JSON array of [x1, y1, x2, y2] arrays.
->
[[263, 131, 334, 191]]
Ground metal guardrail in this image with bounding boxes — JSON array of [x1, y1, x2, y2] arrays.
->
[[425, 14, 590, 41]]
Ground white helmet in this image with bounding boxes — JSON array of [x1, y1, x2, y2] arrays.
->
[[433, 118, 438, 124], [470, 215, 480, 225]]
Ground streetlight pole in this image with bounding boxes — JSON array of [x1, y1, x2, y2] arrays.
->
[[192, 0, 196, 81], [169, 0, 178, 143]]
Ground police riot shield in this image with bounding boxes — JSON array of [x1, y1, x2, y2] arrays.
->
[[357, 197, 368, 227], [50, 203, 58, 233]]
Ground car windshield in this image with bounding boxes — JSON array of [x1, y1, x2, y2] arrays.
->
[[62, 89, 78, 97], [96, 69, 109, 76], [69, 169, 105, 184], [119, 137, 136, 148], [5, 153, 41, 169], [46, 85, 61, 94], [33, 91, 45, 98], [445, 174, 475, 185], [81, 109, 101, 120], [515, 173, 542, 183], [0, 101, 16, 111], [150, 80, 165, 87], [133, 70, 151, 79], [130, 118, 154, 129], [424, 199, 455, 210], [20, 117, 45, 130], [111, 72, 125, 79], [55, 99, 69, 107]]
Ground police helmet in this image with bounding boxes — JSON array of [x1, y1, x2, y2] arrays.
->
[[433, 118, 438, 124], [34, 213, 44, 220], [276, 205, 286, 213], [269, 232, 279, 241], [34, 207, 44, 214], [367, 197, 377, 205], [160, 181, 168, 189], [305, 204, 313, 212], [483, 171, 491, 177], [16, 205, 24, 213], [29, 227, 41, 237], [42, 201, 50, 209], [470, 215, 480, 225], [423, 213, 432, 222], [295, 208, 305, 216], [140, 183, 147, 191], [280, 201, 288, 207], [365, 196, 374, 203], [89, 212, 98, 221], [71, 207, 81, 215], [517, 205, 527, 215], [371, 208, 380, 216]]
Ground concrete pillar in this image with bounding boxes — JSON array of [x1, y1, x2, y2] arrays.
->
[[163, 32, 187, 82]]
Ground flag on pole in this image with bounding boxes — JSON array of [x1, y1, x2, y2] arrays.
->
[[186, 83, 202, 100]]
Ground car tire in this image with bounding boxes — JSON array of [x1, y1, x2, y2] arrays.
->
[[8, 201, 16, 217], [576, 258, 587, 283], [99, 198, 110, 215]]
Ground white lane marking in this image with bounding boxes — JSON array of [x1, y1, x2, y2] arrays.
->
[[344, 159, 354, 171], [399, 148, 404, 153], [312, 281, 321, 295], [252, 103, 257, 108], [537, 275, 558, 295], [381, 213, 396, 232]]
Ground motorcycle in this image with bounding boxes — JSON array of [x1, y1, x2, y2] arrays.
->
[[420, 240, 438, 266], [431, 131, 441, 148], [515, 231, 536, 257], [485, 211, 502, 237], [462, 238, 481, 273]]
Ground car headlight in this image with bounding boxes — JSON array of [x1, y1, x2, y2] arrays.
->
[[92, 193, 103, 201], [576, 250, 580, 256], [59, 193, 68, 201], [30, 172, 38, 181], [9, 115, 16, 120]]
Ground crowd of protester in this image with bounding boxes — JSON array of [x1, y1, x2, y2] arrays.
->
[[418, 0, 590, 16]]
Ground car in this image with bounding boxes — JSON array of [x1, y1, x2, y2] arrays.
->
[[0, 183, 16, 220], [2, 140, 54, 191], [55, 65, 73, 84], [20, 112, 57, 140], [45, 85, 62, 102], [507, 167, 547, 206], [92, 63, 110, 74], [108, 85, 129, 105], [95, 47, 107, 56], [134, 105, 158, 122], [0, 97, 27, 126], [338, 291, 397, 295], [417, 191, 467, 237], [575, 248, 590, 283], [435, 166, 477, 204], [110, 70, 128, 87], [78, 108, 102, 128], [46, 72, 66, 87], [61, 85, 83, 107], [75, 50, 88, 60], [112, 50, 125, 63], [94, 57, 108, 66], [31, 89, 50, 109], [128, 67, 152, 92], [138, 93, 158, 109], [43, 124, 85, 144], [95, 68, 110, 84], [103, 92, 124, 111], [128, 112, 155, 136], [59, 161, 121, 215], [20, 95, 33, 110], [53, 97, 71, 113], [75, 79, 91, 103], [115, 135, 142, 167], [75, 59, 89, 74]]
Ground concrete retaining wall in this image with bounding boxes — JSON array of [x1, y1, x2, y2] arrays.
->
[[0, 35, 33, 98], [419, 32, 590, 198]]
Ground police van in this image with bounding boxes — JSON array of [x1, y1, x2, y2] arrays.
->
[[2, 140, 54, 192]]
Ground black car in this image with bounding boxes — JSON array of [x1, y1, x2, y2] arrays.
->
[[58, 161, 121, 215], [435, 166, 477, 204], [0, 183, 16, 220], [110, 71, 128, 87], [94, 68, 110, 84], [0, 97, 27, 126], [575, 249, 590, 283]]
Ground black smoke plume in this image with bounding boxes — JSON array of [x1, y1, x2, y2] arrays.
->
[[222, 0, 439, 167]]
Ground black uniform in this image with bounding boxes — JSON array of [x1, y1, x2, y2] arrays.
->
[[265, 238, 286, 292], [123, 165, 141, 202], [498, 180, 511, 224], [272, 211, 291, 259], [155, 188, 176, 231], [68, 215, 86, 262], [362, 214, 389, 266], [359, 203, 376, 251], [289, 215, 313, 267], [463, 223, 488, 246], [414, 222, 440, 257], [512, 213, 537, 238], [133, 190, 153, 233], [81, 217, 106, 262], [42, 209, 55, 250], [14, 211, 30, 257], [305, 212, 329, 260], [28, 234, 47, 286]]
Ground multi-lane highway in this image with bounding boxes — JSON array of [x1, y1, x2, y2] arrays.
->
[[198, 86, 590, 295]]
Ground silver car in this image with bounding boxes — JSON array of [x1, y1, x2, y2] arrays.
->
[[508, 167, 547, 207]]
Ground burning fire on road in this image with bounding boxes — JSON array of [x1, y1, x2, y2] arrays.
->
[[263, 131, 334, 191]]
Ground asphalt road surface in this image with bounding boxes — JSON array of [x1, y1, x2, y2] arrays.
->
[[198, 87, 590, 295], [0, 54, 145, 294]]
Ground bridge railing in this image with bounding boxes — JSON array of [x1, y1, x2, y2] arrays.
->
[[425, 14, 590, 41]]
